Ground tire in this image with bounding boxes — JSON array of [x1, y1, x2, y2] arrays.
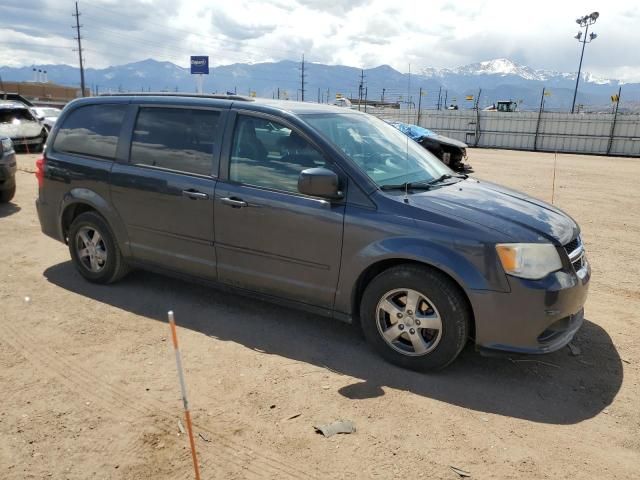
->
[[0, 184, 16, 203], [360, 264, 470, 371], [68, 211, 129, 284]]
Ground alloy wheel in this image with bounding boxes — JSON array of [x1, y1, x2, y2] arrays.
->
[[75, 226, 108, 273], [375, 288, 443, 356]]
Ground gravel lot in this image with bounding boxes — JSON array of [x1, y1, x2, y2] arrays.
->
[[1, 149, 638, 479]]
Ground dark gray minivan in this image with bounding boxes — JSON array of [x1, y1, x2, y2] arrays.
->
[[36, 94, 590, 370]]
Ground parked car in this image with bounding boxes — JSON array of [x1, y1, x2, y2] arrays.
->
[[35, 94, 590, 371], [0, 136, 17, 203], [388, 121, 469, 171], [0, 101, 47, 152], [31, 107, 62, 131]]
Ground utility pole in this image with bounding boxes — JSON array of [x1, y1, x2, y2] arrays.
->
[[436, 86, 442, 110], [364, 87, 368, 112], [72, 1, 86, 97], [317, 87, 320, 103], [358, 70, 365, 111], [407, 63, 411, 111], [417, 87, 423, 125], [326, 88, 330, 104], [277, 87, 280, 100], [300, 54, 306, 102], [381, 88, 385, 103]]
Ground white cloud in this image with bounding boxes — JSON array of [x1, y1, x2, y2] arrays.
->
[[1, 0, 639, 81]]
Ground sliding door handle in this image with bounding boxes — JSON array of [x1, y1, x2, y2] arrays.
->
[[220, 197, 249, 208], [182, 189, 209, 200]]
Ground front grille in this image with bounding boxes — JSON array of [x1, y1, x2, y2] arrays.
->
[[563, 235, 585, 272], [572, 257, 583, 271], [563, 237, 580, 255]]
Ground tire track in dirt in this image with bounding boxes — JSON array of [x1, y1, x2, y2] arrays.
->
[[2, 316, 320, 479], [2, 322, 268, 478], [3, 322, 267, 478]]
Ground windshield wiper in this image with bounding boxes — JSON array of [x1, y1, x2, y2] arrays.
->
[[380, 173, 468, 191], [380, 182, 433, 191], [426, 173, 467, 185]]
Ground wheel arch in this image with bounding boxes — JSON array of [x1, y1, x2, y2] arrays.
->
[[350, 258, 476, 341], [58, 189, 130, 256], [61, 202, 98, 241]]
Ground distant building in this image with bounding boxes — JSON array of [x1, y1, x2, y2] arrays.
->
[[0, 81, 90, 107]]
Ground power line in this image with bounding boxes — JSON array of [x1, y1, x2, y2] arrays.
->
[[72, 1, 86, 96]]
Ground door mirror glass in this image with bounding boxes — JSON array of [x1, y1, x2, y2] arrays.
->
[[298, 167, 343, 199]]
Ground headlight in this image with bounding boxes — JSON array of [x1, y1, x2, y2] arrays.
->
[[496, 243, 562, 280], [1, 138, 14, 153]]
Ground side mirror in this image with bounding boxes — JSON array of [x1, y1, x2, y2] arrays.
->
[[298, 167, 343, 200]]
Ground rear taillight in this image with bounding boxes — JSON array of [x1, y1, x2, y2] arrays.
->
[[35, 154, 46, 188]]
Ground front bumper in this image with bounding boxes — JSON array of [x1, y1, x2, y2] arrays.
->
[[11, 135, 42, 146], [469, 260, 590, 354]]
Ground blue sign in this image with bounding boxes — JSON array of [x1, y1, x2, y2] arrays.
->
[[190, 56, 209, 75]]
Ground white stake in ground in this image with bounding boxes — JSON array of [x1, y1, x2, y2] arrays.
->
[[168, 310, 201, 480]]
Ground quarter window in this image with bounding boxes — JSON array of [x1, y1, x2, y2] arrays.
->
[[229, 115, 326, 192], [53, 104, 126, 159], [130, 107, 220, 176]]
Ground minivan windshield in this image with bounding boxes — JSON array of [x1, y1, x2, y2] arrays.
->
[[0, 108, 37, 124], [303, 113, 452, 188]]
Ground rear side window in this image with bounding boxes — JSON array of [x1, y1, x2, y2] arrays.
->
[[130, 107, 220, 176], [53, 104, 126, 159]]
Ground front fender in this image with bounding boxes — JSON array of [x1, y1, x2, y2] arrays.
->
[[59, 188, 131, 256], [334, 212, 509, 315]]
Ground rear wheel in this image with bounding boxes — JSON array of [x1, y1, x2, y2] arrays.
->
[[68, 212, 128, 283], [360, 265, 470, 371]]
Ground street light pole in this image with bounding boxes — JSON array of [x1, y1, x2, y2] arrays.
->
[[571, 11, 599, 114]]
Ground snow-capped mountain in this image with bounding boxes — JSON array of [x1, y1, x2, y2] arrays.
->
[[1, 58, 638, 111], [421, 58, 613, 84]]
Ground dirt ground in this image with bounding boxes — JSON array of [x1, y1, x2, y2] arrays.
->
[[1, 149, 639, 479]]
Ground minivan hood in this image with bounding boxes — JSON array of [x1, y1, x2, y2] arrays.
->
[[405, 179, 578, 245], [424, 133, 467, 149]]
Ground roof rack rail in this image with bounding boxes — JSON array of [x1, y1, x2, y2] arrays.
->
[[98, 92, 254, 101]]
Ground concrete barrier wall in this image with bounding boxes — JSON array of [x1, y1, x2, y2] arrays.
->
[[371, 109, 640, 157]]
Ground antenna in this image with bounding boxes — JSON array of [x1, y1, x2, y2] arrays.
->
[[72, 1, 86, 97]]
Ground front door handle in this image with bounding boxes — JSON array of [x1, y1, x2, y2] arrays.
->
[[182, 189, 209, 200], [220, 197, 249, 208]]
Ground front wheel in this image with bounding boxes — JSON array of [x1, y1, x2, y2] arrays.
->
[[360, 265, 470, 371], [0, 184, 16, 203]]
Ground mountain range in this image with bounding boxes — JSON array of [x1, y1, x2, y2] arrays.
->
[[2, 58, 638, 112]]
